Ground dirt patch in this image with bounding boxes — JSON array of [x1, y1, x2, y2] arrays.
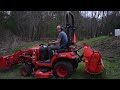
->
[[93, 37, 120, 63]]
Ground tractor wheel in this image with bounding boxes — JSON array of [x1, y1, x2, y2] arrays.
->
[[21, 63, 33, 76], [53, 61, 73, 78]]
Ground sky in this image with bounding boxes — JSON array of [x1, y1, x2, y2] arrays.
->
[[81, 11, 104, 19]]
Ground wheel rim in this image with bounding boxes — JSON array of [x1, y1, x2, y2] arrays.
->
[[56, 65, 68, 78], [21, 68, 27, 76]]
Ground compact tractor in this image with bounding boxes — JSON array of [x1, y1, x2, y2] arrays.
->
[[0, 11, 105, 79]]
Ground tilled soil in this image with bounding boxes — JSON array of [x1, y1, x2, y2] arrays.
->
[[93, 37, 120, 63]]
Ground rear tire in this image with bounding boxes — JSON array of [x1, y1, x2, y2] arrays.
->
[[53, 61, 73, 78], [21, 63, 33, 76]]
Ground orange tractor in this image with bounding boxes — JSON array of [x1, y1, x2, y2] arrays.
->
[[0, 11, 105, 79]]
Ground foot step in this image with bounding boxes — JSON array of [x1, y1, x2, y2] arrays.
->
[[39, 60, 50, 63]]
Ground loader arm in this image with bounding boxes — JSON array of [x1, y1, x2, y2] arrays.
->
[[0, 49, 33, 71]]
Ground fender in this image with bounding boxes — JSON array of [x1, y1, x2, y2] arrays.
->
[[51, 52, 76, 64]]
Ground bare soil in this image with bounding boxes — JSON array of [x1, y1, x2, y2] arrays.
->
[[93, 37, 120, 63]]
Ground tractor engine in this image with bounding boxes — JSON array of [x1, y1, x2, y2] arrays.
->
[[39, 46, 49, 61]]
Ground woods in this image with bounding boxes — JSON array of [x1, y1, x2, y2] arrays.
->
[[1, 11, 120, 43]]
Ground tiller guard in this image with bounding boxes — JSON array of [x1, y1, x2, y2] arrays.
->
[[82, 43, 105, 74]]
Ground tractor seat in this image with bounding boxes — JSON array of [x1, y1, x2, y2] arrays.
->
[[57, 48, 69, 53]]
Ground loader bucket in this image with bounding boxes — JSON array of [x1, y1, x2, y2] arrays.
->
[[82, 42, 105, 74], [0, 55, 14, 71]]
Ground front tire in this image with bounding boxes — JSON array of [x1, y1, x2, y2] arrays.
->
[[53, 61, 73, 78], [21, 63, 33, 76]]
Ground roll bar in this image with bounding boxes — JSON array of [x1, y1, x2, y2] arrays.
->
[[66, 11, 74, 26], [65, 11, 76, 47]]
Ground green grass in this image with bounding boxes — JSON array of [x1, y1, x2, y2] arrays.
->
[[102, 57, 120, 79], [0, 53, 4, 56], [0, 36, 120, 79], [78, 36, 111, 47]]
